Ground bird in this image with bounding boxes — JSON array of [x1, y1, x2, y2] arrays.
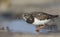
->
[[22, 12, 59, 33]]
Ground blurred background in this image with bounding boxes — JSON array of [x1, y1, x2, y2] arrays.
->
[[0, 0, 60, 37]]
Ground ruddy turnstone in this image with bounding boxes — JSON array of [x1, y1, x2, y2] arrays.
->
[[22, 12, 59, 32]]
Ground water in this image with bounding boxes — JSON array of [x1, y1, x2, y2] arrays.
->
[[1, 20, 36, 33], [0, 19, 57, 34]]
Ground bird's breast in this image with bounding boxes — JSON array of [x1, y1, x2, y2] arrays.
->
[[32, 18, 51, 25]]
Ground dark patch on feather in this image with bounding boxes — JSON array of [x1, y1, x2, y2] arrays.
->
[[26, 15, 34, 24]]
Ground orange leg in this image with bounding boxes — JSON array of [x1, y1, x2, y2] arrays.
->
[[36, 25, 46, 32]]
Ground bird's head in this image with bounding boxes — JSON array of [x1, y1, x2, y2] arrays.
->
[[22, 13, 34, 24], [22, 13, 33, 20]]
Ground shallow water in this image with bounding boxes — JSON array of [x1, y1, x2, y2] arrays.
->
[[1, 20, 36, 33], [0, 19, 58, 34]]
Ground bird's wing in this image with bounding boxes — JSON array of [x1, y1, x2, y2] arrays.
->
[[31, 12, 52, 20]]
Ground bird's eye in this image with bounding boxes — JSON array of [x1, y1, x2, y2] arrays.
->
[[24, 15, 27, 16], [24, 14, 28, 16]]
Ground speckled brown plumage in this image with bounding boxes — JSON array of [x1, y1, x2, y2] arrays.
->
[[22, 12, 59, 33], [31, 12, 58, 20]]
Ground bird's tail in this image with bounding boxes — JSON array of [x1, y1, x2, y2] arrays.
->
[[52, 15, 59, 18]]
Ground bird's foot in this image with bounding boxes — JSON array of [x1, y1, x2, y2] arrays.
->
[[36, 25, 46, 33], [36, 30, 39, 32]]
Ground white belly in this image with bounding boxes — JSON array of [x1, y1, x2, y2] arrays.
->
[[32, 18, 51, 25]]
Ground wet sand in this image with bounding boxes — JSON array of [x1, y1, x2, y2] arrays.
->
[[0, 30, 60, 37]]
